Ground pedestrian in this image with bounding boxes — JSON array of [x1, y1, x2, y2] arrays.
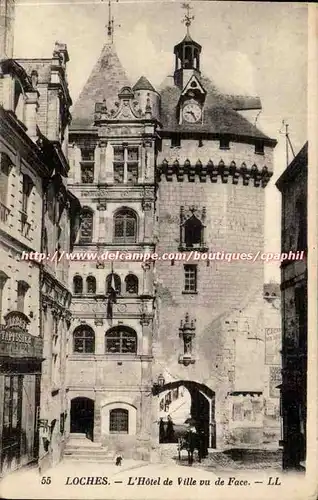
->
[[159, 417, 165, 443], [166, 414, 175, 443]]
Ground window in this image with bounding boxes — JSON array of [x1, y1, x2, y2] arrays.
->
[[2, 376, 23, 445], [21, 174, 33, 236], [183, 265, 197, 293], [80, 147, 95, 184], [105, 326, 137, 354], [106, 274, 121, 295], [113, 146, 139, 184], [125, 274, 138, 294], [73, 325, 95, 353], [171, 135, 181, 148], [0, 152, 12, 218], [184, 215, 203, 249], [17, 280, 29, 312], [109, 409, 128, 434], [73, 275, 83, 295], [86, 276, 96, 294], [255, 141, 264, 155], [81, 164, 94, 184], [220, 137, 230, 150], [79, 208, 93, 243], [113, 209, 137, 244], [0, 271, 8, 324], [22, 174, 33, 214]]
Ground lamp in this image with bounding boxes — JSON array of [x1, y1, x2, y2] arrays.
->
[[152, 373, 165, 395]]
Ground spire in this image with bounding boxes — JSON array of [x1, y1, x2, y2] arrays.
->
[[70, 43, 130, 129]]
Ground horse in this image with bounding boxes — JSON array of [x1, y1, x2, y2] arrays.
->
[[178, 431, 202, 465]]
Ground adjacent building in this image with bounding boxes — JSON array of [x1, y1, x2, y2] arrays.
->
[[276, 142, 307, 470], [67, 18, 279, 461], [0, 0, 80, 475]]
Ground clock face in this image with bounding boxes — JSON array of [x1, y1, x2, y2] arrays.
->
[[182, 102, 202, 123]]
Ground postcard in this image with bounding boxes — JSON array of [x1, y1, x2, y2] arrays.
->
[[0, 1, 316, 499]]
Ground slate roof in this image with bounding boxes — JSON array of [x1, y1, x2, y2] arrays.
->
[[133, 75, 155, 92], [71, 43, 131, 130], [159, 74, 273, 142], [276, 142, 308, 191]]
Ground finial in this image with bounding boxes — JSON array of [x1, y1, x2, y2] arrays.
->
[[181, 2, 195, 34], [102, 0, 120, 44]]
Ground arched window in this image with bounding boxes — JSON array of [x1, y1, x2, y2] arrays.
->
[[125, 274, 138, 294], [184, 45, 193, 69], [113, 209, 137, 244], [73, 325, 95, 353], [184, 215, 203, 248], [106, 274, 121, 295], [109, 408, 128, 434], [73, 275, 83, 295], [105, 326, 137, 354], [86, 276, 96, 294], [79, 207, 94, 243]]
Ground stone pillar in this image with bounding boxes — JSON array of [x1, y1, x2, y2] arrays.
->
[[143, 141, 155, 183], [93, 392, 101, 443], [98, 141, 107, 184], [97, 201, 107, 242], [140, 315, 152, 356], [142, 261, 152, 296], [142, 201, 154, 243], [105, 142, 114, 183], [24, 91, 39, 141], [1, 75, 14, 110]]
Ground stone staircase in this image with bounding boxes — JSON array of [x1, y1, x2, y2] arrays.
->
[[63, 433, 114, 463]]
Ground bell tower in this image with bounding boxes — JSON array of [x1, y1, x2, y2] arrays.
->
[[174, 3, 201, 89]]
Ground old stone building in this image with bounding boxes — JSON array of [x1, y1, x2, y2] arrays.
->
[[0, 0, 81, 475], [276, 142, 307, 470], [67, 14, 279, 461]]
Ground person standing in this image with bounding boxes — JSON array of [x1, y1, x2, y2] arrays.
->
[[166, 414, 175, 442], [159, 418, 165, 443]]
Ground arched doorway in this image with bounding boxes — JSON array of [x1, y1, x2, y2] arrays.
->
[[156, 381, 216, 449], [70, 398, 94, 440]]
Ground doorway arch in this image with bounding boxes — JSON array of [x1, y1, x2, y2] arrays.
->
[[70, 397, 94, 440], [156, 380, 216, 449]]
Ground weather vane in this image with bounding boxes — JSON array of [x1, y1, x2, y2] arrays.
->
[[102, 0, 120, 44], [181, 3, 195, 33]]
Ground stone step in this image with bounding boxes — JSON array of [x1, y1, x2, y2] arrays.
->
[[63, 455, 114, 463], [64, 448, 112, 456]]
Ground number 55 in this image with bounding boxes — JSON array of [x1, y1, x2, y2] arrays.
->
[[41, 476, 51, 485]]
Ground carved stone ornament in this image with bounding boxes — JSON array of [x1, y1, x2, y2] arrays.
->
[[178, 312, 196, 366]]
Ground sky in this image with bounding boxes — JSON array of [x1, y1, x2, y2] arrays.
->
[[13, 0, 308, 281]]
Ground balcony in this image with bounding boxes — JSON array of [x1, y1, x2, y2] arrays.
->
[[0, 202, 10, 223]]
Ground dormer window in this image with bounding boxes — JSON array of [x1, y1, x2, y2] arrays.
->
[[171, 135, 181, 148], [220, 137, 230, 150], [255, 141, 264, 155]]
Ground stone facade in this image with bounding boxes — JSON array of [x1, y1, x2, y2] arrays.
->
[[276, 142, 307, 469], [67, 26, 280, 460], [0, 32, 81, 474]]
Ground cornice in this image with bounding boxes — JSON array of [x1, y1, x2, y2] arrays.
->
[[157, 158, 273, 187]]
